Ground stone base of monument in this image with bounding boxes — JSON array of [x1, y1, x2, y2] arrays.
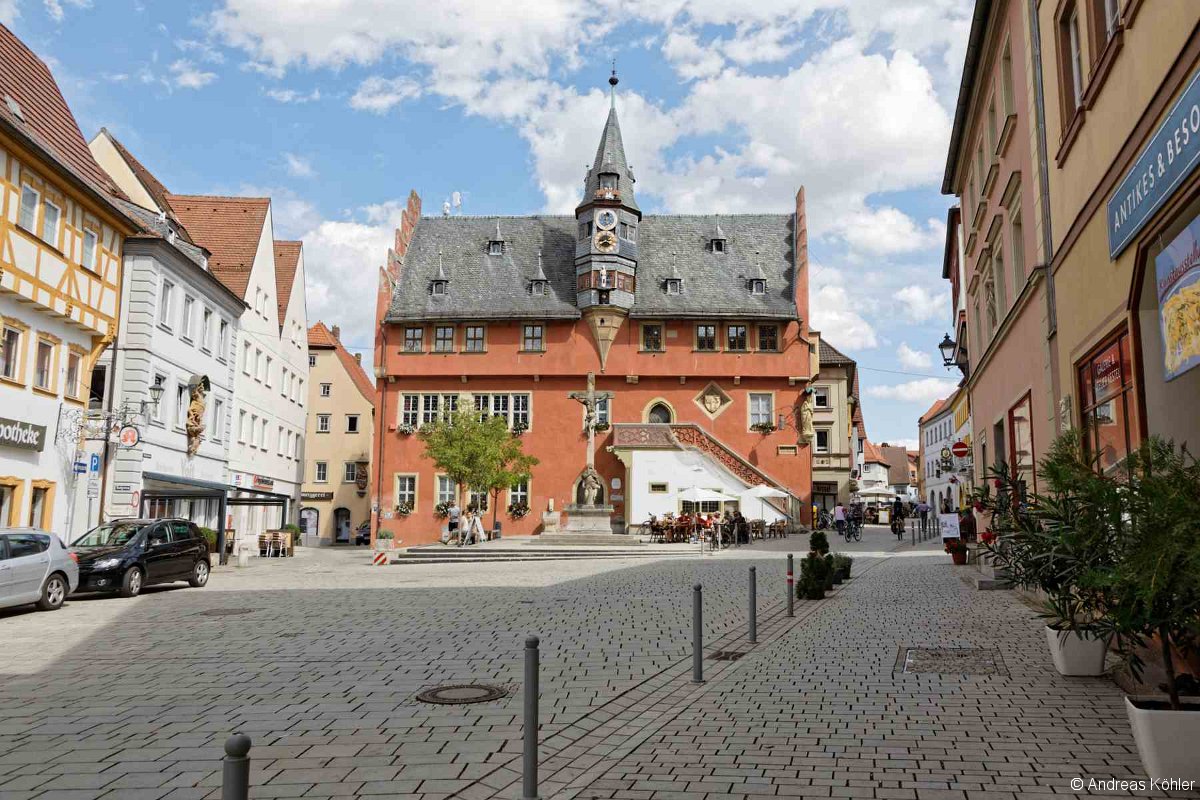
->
[[532, 504, 645, 546]]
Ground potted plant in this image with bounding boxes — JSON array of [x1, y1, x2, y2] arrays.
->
[[508, 501, 530, 519], [1104, 438, 1200, 780], [592, 421, 610, 432], [832, 554, 853, 582], [750, 422, 776, 434], [977, 436, 1121, 677], [376, 529, 396, 550], [281, 523, 302, 548], [397, 423, 417, 436], [433, 501, 452, 519], [809, 530, 830, 556], [395, 502, 412, 517], [944, 537, 968, 565], [797, 553, 828, 600], [823, 553, 836, 590]]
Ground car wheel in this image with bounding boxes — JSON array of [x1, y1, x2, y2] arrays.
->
[[120, 567, 143, 598], [189, 559, 209, 588], [36, 572, 68, 611]]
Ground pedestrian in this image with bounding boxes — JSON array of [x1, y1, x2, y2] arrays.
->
[[833, 501, 846, 540], [448, 499, 461, 543], [458, 509, 473, 546], [916, 499, 930, 533]]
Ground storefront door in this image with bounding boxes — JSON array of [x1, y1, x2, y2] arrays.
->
[[334, 508, 351, 543]]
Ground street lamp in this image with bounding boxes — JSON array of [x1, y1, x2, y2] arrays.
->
[[938, 333, 956, 367], [148, 381, 165, 412]]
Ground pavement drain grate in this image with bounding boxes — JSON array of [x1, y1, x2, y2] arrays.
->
[[709, 650, 747, 661], [896, 646, 1008, 676], [198, 608, 256, 617], [415, 684, 510, 705]]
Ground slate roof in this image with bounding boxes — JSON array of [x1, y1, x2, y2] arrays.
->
[[818, 339, 855, 366], [273, 241, 302, 329], [581, 103, 639, 214], [167, 194, 270, 300], [386, 213, 798, 323], [308, 322, 375, 405], [0, 25, 119, 195]]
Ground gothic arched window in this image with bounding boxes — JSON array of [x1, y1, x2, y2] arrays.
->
[[648, 403, 673, 424]]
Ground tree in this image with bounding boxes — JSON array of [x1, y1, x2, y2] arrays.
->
[[419, 410, 539, 530]]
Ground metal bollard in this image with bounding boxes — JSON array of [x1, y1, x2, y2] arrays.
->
[[692, 584, 704, 684], [749, 566, 757, 644], [222, 733, 251, 800], [786, 554, 794, 617], [523, 636, 540, 800], [911, 521, 915, 547]]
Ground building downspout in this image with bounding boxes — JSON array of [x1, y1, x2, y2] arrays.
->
[[1029, 0, 1062, 429], [374, 322, 387, 540]]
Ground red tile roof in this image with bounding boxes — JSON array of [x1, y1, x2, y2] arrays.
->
[[919, 398, 947, 424], [166, 194, 269, 300], [0, 24, 123, 199], [273, 240, 302, 329], [308, 322, 375, 405], [863, 440, 888, 465]]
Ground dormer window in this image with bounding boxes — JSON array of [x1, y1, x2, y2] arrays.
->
[[665, 278, 682, 295], [488, 240, 504, 256], [431, 279, 448, 296], [712, 238, 726, 253], [531, 280, 548, 296], [599, 173, 618, 190], [749, 279, 765, 295]]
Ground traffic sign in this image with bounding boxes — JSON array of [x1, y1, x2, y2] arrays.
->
[[951, 440, 970, 458], [89, 453, 101, 473], [73, 460, 87, 474]]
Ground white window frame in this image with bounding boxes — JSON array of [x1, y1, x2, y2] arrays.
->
[[201, 307, 213, 352], [218, 320, 229, 362], [82, 229, 98, 272], [34, 338, 53, 390], [509, 478, 529, 508], [317, 414, 331, 433], [436, 475, 456, 506], [1068, 7, 1084, 110], [238, 410, 247, 442], [343, 462, 357, 483], [395, 474, 417, 511], [320, 383, 331, 397], [158, 280, 175, 329], [813, 387, 830, 409], [315, 461, 328, 483], [181, 295, 195, 342], [815, 428, 831, 454], [749, 393, 773, 428], [40, 199, 60, 247], [308, 354, 316, 367], [212, 398, 225, 442], [175, 383, 189, 429], [18, 184, 39, 233]]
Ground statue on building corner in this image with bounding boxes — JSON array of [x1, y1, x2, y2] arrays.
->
[[799, 393, 816, 443], [185, 375, 210, 456]]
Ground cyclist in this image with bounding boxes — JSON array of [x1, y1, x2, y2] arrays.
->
[[833, 501, 847, 541], [891, 496, 906, 539]]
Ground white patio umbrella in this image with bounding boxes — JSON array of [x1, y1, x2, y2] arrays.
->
[[858, 487, 897, 500], [741, 484, 788, 520], [676, 486, 739, 504]]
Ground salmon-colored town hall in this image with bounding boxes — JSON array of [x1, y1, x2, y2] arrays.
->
[[371, 76, 823, 546]]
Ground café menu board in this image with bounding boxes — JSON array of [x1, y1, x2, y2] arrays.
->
[[1155, 213, 1200, 381]]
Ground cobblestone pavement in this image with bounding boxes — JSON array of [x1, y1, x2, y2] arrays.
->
[[0, 526, 1188, 799]]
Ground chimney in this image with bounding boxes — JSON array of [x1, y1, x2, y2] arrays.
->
[[331, 325, 341, 341], [354, 353, 362, 364]]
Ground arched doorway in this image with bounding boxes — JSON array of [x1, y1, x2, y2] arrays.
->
[[300, 507, 319, 542], [334, 507, 351, 544], [647, 402, 673, 423]]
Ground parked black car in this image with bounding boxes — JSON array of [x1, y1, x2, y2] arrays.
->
[[355, 521, 371, 546], [71, 519, 210, 598]]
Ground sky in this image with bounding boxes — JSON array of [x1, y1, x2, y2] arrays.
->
[[1, 0, 974, 450]]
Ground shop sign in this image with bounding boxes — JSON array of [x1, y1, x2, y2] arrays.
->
[[1109, 67, 1200, 258], [252, 475, 275, 490], [0, 416, 46, 451], [117, 425, 140, 448], [301, 491, 334, 501], [1154, 213, 1200, 380]]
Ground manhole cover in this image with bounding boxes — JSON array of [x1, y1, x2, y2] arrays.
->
[[415, 684, 510, 705], [197, 608, 256, 617], [708, 650, 746, 661], [896, 647, 1008, 676]]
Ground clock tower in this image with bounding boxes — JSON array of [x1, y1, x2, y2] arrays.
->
[[576, 69, 641, 370]]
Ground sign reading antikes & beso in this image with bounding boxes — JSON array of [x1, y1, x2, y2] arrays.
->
[[1109, 67, 1200, 259], [0, 417, 47, 451]]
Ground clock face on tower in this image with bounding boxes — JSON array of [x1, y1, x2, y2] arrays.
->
[[594, 209, 617, 230], [594, 230, 618, 253]]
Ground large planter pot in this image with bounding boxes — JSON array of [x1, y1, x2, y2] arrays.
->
[[951, 551, 967, 565], [1125, 696, 1200, 781], [1045, 626, 1109, 676]]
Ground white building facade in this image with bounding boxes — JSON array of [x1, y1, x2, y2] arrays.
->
[[921, 399, 958, 517]]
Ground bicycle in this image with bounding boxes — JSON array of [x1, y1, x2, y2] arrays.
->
[[817, 509, 833, 530], [844, 518, 862, 542]]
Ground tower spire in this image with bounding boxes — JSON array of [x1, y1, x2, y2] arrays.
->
[[576, 67, 639, 216], [609, 61, 618, 109]]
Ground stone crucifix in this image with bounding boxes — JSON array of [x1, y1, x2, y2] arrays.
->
[[569, 372, 613, 505]]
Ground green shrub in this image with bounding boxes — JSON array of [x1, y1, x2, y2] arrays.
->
[[809, 530, 829, 555], [377, 530, 395, 540], [832, 554, 853, 578], [198, 527, 218, 550], [798, 552, 828, 599], [824, 554, 835, 590]]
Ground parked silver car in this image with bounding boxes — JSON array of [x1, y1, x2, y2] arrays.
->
[[0, 528, 79, 612]]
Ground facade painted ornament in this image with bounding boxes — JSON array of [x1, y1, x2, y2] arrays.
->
[[185, 375, 210, 456]]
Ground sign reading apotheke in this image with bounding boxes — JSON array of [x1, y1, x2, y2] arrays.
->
[[0, 417, 46, 451], [1109, 66, 1200, 258]]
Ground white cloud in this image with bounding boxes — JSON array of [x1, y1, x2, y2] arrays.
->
[[349, 75, 421, 114], [266, 87, 321, 104], [283, 152, 315, 178], [827, 205, 945, 258], [1, 0, 19, 24], [169, 59, 217, 90], [866, 377, 959, 404], [896, 342, 933, 371], [43, 0, 87, 23], [882, 437, 919, 451], [175, 38, 225, 64], [810, 284, 879, 350], [896, 284, 948, 323]]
